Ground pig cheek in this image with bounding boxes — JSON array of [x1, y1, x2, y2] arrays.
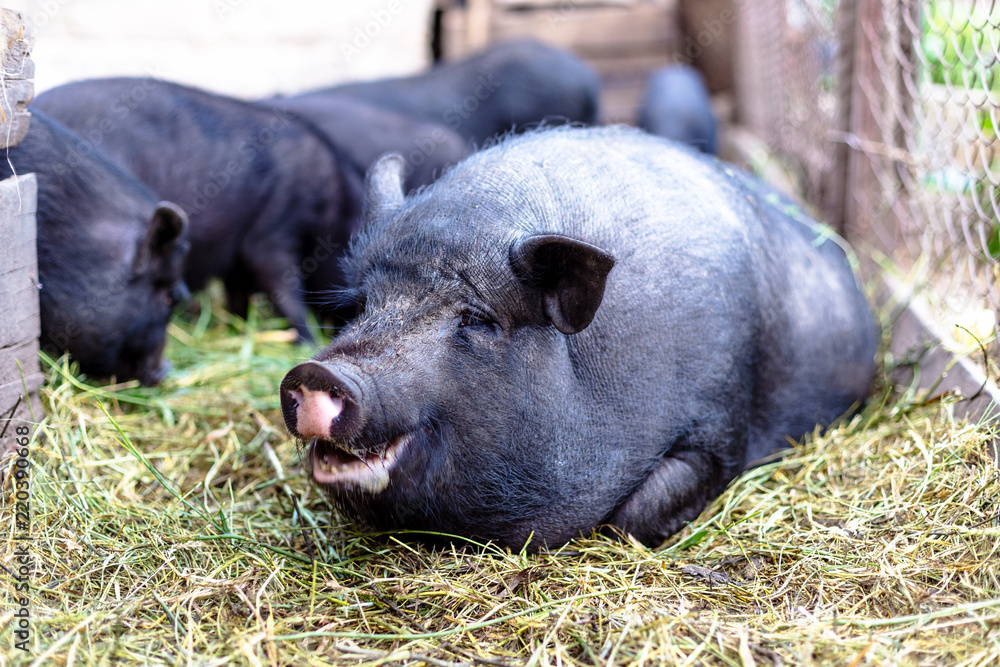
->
[[112, 286, 173, 384], [317, 426, 439, 522], [400, 423, 482, 516], [135, 338, 170, 386]]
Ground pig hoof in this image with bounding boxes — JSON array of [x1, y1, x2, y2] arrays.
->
[[309, 432, 413, 493]]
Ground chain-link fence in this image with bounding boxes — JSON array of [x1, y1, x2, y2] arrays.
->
[[736, 0, 999, 383]]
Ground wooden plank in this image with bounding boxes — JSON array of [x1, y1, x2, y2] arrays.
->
[[0, 174, 40, 356], [466, 0, 493, 53], [844, 0, 885, 248], [0, 9, 34, 149], [493, 0, 651, 8], [0, 9, 32, 78], [443, 2, 680, 60], [824, 0, 857, 235], [490, 3, 681, 58], [599, 77, 646, 124], [441, 10, 471, 59], [880, 274, 1000, 461], [587, 52, 675, 78], [0, 173, 42, 461], [0, 78, 34, 149], [678, 0, 735, 94]]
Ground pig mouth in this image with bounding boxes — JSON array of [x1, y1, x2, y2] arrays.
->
[[309, 432, 414, 493]]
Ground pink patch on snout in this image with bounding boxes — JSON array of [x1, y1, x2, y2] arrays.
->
[[291, 386, 344, 439]]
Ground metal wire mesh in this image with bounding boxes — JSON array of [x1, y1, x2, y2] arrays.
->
[[736, 0, 999, 368], [736, 0, 843, 215]]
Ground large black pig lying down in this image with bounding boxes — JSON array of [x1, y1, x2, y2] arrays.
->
[[0, 111, 190, 386], [279, 126, 878, 550]]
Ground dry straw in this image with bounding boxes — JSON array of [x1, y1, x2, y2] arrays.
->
[[2, 290, 999, 666]]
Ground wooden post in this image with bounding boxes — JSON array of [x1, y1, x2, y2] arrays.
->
[[0, 8, 40, 462], [0, 173, 42, 462], [844, 0, 886, 251], [465, 0, 492, 53], [825, 0, 857, 236], [0, 9, 33, 147]]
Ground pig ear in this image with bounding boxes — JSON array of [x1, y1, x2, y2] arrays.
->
[[510, 234, 615, 335], [133, 202, 188, 275], [364, 153, 406, 222]]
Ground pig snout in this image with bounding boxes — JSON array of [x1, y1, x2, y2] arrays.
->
[[288, 387, 343, 439], [280, 360, 413, 493], [280, 361, 365, 441]]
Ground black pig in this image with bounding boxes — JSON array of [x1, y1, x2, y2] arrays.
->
[[279, 127, 878, 549], [0, 111, 189, 386], [32, 78, 361, 341], [317, 39, 601, 146], [259, 94, 468, 193], [638, 65, 719, 155]]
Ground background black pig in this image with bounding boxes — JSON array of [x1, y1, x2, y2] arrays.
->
[[0, 111, 189, 386], [259, 94, 469, 193], [279, 126, 878, 550], [315, 39, 601, 146], [32, 78, 361, 341], [638, 64, 719, 155]]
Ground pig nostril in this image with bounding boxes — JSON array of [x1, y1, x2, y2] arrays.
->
[[280, 361, 363, 440]]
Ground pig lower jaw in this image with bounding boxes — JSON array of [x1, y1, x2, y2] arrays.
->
[[309, 432, 413, 493]]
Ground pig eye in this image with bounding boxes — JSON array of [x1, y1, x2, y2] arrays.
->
[[458, 310, 496, 330]]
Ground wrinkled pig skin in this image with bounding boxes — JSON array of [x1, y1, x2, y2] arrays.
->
[[1, 110, 190, 386], [33, 78, 362, 341], [280, 126, 878, 550]]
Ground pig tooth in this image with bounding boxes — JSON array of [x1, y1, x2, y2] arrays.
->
[[309, 431, 414, 492]]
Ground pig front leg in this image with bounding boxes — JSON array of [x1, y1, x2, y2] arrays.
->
[[223, 263, 254, 319], [241, 247, 315, 345], [607, 449, 735, 547]]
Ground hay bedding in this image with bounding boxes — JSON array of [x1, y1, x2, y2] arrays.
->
[[2, 291, 999, 666]]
